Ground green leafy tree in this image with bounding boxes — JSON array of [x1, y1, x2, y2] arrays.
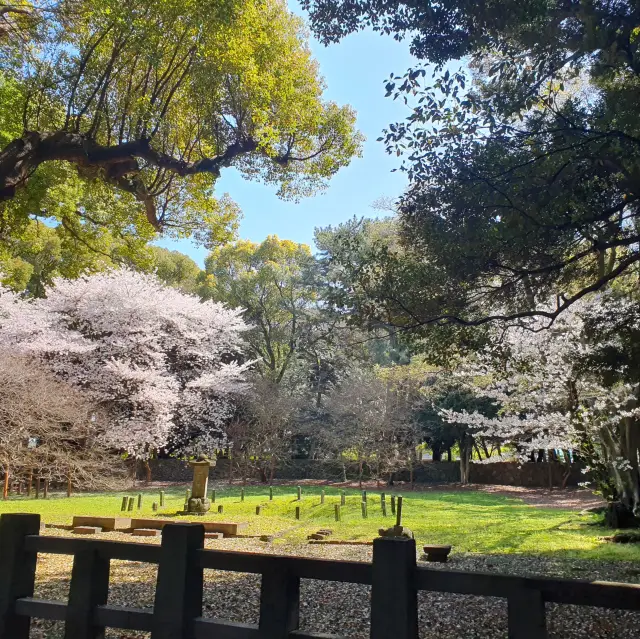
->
[[305, 0, 640, 326], [0, 0, 362, 249]]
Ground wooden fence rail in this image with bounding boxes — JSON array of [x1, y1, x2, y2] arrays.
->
[[1, 514, 639, 639]]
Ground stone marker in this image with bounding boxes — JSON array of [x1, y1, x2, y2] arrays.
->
[[217, 504, 224, 514], [186, 454, 214, 514], [159, 490, 165, 507], [132, 528, 161, 537], [423, 544, 452, 563], [152, 502, 158, 512], [121, 496, 129, 511], [137, 493, 142, 509], [381, 500, 387, 517], [73, 526, 101, 535], [380, 493, 386, 508], [340, 491, 346, 506], [334, 504, 341, 522], [255, 506, 262, 515], [127, 497, 135, 511], [295, 506, 301, 520], [211, 489, 216, 503], [240, 488, 244, 502], [269, 486, 273, 500], [320, 490, 325, 504], [390, 495, 396, 516], [72, 516, 131, 532], [361, 501, 368, 518], [297, 486, 302, 501], [362, 490, 367, 502]]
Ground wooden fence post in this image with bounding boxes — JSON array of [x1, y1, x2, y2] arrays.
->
[[0, 513, 40, 639], [64, 545, 110, 639], [370, 537, 418, 639], [259, 567, 300, 636], [507, 590, 548, 639], [151, 523, 204, 639]]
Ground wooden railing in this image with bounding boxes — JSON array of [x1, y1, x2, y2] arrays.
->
[[0, 513, 639, 638]]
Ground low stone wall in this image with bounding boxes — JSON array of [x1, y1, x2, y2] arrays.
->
[[143, 458, 586, 488]]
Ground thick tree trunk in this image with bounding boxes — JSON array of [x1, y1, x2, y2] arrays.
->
[[459, 435, 472, 484]]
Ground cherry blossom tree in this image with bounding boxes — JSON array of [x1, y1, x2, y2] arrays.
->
[[0, 269, 250, 471], [441, 291, 640, 526]]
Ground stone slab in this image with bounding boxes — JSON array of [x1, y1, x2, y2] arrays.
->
[[72, 516, 131, 531], [205, 532, 224, 539], [130, 518, 248, 537], [308, 540, 373, 546], [131, 528, 162, 537], [73, 526, 102, 535]]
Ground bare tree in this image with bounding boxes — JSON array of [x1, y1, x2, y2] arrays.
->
[[0, 351, 122, 497]]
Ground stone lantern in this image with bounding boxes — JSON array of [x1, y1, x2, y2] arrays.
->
[[186, 454, 215, 514]]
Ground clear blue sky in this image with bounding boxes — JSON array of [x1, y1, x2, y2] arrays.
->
[[157, 1, 418, 266]]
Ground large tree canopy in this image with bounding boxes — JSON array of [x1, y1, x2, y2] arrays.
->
[[0, 0, 361, 249], [304, 0, 640, 327]]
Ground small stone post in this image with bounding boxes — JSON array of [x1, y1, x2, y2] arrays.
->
[[269, 486, 273, 500], [361, 501, 368, 518], [137, 493, 142, 509], [240, 488, 245, 502], [297, 486, 302, 501], [211, 489, 216, 503], [217, 505, 223, 514], [390, 495, 396, 516], [256, 506, 262, 516], [295, 506, 300, 520], [320, 490, 325, 504], [334, 504, 341, 522], [362, 490, 367, 502], [121, 497, 128, 511], [160, 490, 165, 507], [396, 496, 403, 528], [340, 491, 346, 506], [152, 502, 158, 512], [127, 497, 135, 511]]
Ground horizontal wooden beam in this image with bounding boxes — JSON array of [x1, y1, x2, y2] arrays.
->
[[198, 550, 372, 584], [94, 604, 153, 631], [415, 567, 640, 610], [25, 535, 161, 563], [15, 598, 66, 621]]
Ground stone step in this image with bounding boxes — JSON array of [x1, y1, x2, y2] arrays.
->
[[72, 516, 131, 531], [129, 518, 248, 537], [423, 544, 452, 563], [73, 526, 102, 535], [131, 528, 162, 537]]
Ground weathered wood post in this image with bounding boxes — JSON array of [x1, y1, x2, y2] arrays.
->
[[269, 486, 273, 501], [297, 486, 302, 501], [0, 513, 41, 639], [217, 505, 223, 514], [390, 495, 396, 516], [334, 504, 341, 521], [151, 523, 204, 639], [240, 488, 245, 502], [340, 491, 346, 506], [396, 496, 403, 528], [508, 590, 547, 639], [362, 490, 367, 502], [295, 506, 301, 520], [152, 503, 159, 512], [121, 497, 128, 511], [381, 493, 387, 517], [127, 497, 135, 512], [361, 501, 368, 518], [259, 561, 300, 636], [371, 536, 418, 639], [160, 491, 165, 507], [210, 490, 215, 504], [320, 490, 325, 504], [137, 493, 142, 509], [256, 506, 262, 516], [64, 543, 110, 639]]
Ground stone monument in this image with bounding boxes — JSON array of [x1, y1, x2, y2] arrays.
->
[[186, 454, 214, 514]]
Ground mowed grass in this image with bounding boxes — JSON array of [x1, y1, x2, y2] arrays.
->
[[1, 485, 638, 561]]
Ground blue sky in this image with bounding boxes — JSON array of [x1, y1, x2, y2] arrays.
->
[[156, 1, 419, 266]]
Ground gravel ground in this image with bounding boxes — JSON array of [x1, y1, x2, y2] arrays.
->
[[29, 531, 640, 639]]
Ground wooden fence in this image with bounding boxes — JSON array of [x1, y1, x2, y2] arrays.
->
[[0, 513, 639, 639]]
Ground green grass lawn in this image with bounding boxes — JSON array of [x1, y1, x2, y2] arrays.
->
[[1, 485, 638, 561]]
